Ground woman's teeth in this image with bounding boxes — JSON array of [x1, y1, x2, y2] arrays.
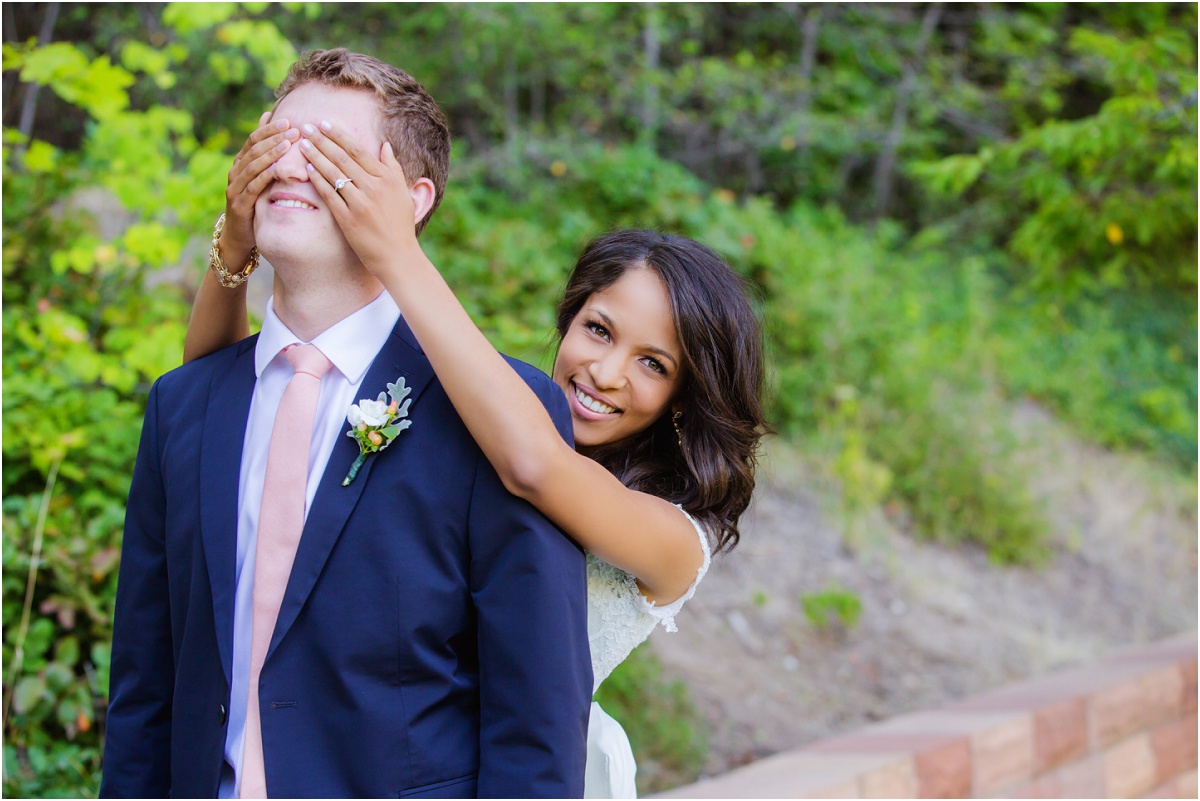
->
[[576, 386, 616, 414], [274, 199, 316, 209]]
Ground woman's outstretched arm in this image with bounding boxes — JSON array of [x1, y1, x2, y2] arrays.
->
[[297, 123, 704, 603], [185, 270, 251, 362], [183, 113, 298, 362]]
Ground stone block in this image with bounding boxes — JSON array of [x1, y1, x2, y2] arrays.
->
[[914, 737, 972, 799], [1052, 752, 1106, 798], [1090, 677, 1142, 750], [652, 751, 892, 799], [1143, 666, 1188, 725], [1183, 659, 1198, 714], [1034, 697, 1088, 773], [972, 715, 1035, 796], [808, 731, 962, 755], [1143, 779, 1179, 798], [1008, 772, 1065, 796], [1104, 733, 1157, 799], [858, 758, 918, 798], [1003, 772, 1061, 798], [1150, 714, 1197, 782], [1181, 709, 1197, 769], [800, 778, 859, 798], [1174, 768, 1198, 798]]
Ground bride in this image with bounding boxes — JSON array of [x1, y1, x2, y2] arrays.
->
[[185, 115, 768, 797]]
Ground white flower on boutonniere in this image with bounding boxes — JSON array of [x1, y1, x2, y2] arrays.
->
[[342, 377, 413, 486]]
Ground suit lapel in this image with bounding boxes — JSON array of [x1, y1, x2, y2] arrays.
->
[[268, 317, 436, 660], [199, 336, 259, 685]]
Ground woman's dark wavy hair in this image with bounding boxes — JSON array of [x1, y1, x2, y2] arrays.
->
[[554, 230, 770, 553]]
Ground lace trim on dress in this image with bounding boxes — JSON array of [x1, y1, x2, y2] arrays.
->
[[635, 505, 712, 633], [585, 503, 714, 690]]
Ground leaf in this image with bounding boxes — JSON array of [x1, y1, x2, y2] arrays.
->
[[386, 378, 412, 404], [12, 676, 47, 715], [53, 636, 79, 668], [91, 642, 112, 697], [22, 140, 58, 173], [163, 2, 239, 34], [43, 662, 73, 692], [122, 222, 185, 269], [56, 697, 80, 734]]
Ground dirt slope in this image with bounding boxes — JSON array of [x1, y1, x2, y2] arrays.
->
[[650, 400, 1198, 778]]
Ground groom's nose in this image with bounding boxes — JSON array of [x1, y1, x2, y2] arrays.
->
[[273, 138, 311, 183]]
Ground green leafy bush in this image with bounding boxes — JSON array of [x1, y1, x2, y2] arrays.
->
[[992, 289, 1197, 467], [802, 586, 863, 632], [593, 644, 708, 795]]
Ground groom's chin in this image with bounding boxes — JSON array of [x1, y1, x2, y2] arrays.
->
[[259, 243, 345, 284]]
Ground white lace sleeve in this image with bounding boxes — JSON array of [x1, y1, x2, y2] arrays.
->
[[586, 504, 715, 690], [634, 505, 712, 632]]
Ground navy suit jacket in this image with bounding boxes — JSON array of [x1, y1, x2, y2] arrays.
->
[[100, 317, 592, 798]]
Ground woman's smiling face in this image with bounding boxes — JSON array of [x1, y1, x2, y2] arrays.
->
[[551, 267, 684, 449]]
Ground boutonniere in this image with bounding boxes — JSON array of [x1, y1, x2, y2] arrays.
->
[[342, 377, 413, 486]]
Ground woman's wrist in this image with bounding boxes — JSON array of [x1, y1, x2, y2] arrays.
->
[[217, 229, 256, 269], [368, 241, 427, 284]]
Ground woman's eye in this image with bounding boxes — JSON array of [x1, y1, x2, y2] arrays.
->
[[585, 321, 610, 339], [644, 358, 666, 374]]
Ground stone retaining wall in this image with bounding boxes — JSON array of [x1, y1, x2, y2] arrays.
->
[[657, 631, 1197, 798]]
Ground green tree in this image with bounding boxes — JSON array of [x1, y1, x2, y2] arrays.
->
[[2, 7, 297, 794], [919, 4, 1198, 293]]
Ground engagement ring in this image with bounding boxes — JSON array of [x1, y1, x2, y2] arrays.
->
[[335, 177, 353, 192]]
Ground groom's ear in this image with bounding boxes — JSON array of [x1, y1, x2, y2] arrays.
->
[[409, 176, 436, 229]]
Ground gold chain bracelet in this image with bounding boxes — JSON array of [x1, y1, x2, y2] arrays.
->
[[208, 213, 260, 288]]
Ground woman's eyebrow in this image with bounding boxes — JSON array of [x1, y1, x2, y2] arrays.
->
[[588, 308, 617, 330], [643, 345, 679, 370]]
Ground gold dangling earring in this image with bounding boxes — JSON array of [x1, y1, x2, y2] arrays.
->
[[672, 411, 683, 447]]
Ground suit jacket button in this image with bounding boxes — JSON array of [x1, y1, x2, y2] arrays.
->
[[219, 703, 227, 724]]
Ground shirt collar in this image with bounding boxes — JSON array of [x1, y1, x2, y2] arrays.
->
[[254, 291, 401, 383]]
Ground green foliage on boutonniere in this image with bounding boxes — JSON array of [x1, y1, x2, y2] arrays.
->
[[342, 377, 412, 486]]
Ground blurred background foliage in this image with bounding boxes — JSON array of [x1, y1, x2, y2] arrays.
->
[[2, 2, 1195, 796]]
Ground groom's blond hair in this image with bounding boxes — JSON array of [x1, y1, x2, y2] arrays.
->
[[275, 48, 451, 236]]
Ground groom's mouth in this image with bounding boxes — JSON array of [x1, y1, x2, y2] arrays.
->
[[269, 192, 318, 211]]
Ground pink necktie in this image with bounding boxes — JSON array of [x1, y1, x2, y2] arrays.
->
[[240, 344, 332, 799]]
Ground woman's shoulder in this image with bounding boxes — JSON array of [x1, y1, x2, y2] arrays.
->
[[638, 505, 712, 629], [588, 504, 712, 632]]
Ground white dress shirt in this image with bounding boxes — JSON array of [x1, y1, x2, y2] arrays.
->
[[219, 291, 400, 797]]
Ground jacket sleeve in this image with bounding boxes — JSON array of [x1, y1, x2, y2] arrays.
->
[[100, 380, 175, 798], [468, 369, 592, 798]]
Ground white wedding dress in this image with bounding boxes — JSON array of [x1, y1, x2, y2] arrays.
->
[[583, 506, 712, 798]]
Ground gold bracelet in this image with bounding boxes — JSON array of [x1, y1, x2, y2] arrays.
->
[[208, 213, 260, 288]]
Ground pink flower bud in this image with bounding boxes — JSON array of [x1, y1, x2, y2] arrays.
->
[[387, 400, 399, 415], [368, 430, 383, 446]]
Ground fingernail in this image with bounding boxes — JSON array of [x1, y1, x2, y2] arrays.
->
[[320, 120, 332, 131], [300, 139, 313, 150], [276, 141, 289, 152], [306, 163, 315, 173], [285, 128, 299, 140], [302, 123, 316, 135]]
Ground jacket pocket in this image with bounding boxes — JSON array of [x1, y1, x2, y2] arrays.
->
[[399, 772, 477, 798]]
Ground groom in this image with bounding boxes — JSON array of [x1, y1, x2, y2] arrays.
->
[[100, 50, 592, 798]]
